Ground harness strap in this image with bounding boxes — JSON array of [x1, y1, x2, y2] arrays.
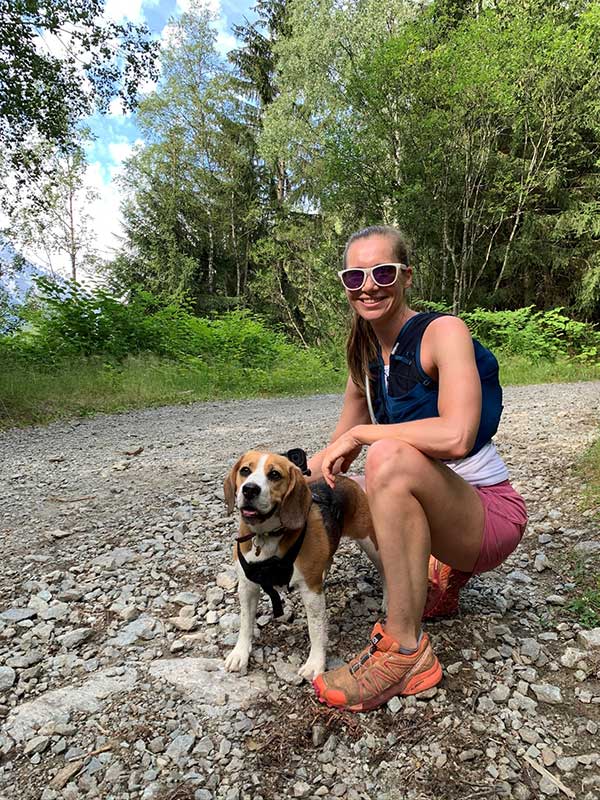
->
[[237, 520, 308, 618]]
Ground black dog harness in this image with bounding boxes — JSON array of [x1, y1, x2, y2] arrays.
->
[[236, 522, 308, 617]]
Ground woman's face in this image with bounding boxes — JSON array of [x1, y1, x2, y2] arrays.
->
[[343, 234, 412, 325]]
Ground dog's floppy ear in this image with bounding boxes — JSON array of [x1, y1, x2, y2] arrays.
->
[[223, 456, 244, 515], [279, 465, 312, 530]]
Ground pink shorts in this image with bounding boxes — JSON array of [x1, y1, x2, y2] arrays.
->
[[472, 480, 528, 574]]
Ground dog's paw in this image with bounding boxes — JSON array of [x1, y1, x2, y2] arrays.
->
[[298, 656, 325, 682], [224, 645, 250, 674]]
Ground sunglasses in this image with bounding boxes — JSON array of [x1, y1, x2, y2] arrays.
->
[[337, 262, 408, 291]]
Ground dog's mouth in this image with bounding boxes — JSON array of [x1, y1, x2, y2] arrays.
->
[[240, 504, 277, 523]]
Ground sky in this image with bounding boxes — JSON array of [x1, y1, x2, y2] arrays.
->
[[76, 0, 256, 276]]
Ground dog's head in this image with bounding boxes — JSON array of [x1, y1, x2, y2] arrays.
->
[[223, 450, 312, 531]]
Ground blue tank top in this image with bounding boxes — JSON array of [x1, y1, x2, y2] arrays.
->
[[365, 312, 503, 457]]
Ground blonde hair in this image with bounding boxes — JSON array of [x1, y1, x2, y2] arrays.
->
[[344, 226, 410, 393]]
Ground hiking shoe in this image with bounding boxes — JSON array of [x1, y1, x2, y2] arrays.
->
[[312, 622, 442, 712], [422, 557, 471, 620]]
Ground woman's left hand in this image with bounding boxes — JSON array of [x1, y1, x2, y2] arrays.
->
[[321, 429, 364, 489]]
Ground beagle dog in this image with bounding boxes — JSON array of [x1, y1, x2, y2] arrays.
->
[[223, 451, 384, 681]]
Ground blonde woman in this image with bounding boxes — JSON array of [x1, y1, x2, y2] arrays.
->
[[307, 226, 527, 712]]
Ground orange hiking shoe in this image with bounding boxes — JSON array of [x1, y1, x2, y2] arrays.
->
[[422, 557, 471, 620], [312, 622, 442, 712]]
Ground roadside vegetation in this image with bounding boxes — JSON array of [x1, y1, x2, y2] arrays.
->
[[0, 282, 598, 429]]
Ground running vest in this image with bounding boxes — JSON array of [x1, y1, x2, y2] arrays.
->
[[365, 312, 503, 457]]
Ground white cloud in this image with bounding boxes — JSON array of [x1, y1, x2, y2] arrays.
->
[[103, 0, 145, 23], [108, 141, 135, 164]]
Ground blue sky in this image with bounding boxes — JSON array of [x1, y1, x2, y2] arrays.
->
[[81, 0, 256, 269]]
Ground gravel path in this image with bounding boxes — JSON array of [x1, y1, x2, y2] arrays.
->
[[0, 383, 599, 800]]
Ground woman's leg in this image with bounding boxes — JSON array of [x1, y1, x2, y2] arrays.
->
[[364, 438, 485, 647]]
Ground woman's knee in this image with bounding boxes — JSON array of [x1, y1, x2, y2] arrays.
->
[[365, 439, 425, 494]]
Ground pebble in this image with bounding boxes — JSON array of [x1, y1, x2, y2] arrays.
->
[[531, 684, 563, 704]]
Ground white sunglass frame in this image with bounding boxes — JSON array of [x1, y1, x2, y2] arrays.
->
[[337, 262, 409, 291]]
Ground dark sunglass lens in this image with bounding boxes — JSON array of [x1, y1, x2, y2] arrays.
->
[[342, 269, 365, 290], [372, 264, 398, 286]]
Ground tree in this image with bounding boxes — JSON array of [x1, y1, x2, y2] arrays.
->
[[0, 0, 158, 178], [4, 139, 100, 282]]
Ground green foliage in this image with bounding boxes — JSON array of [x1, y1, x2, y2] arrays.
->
[[461, 307, 600, 362], [567, 581, 600, 629], [0, 0, 158, 181]]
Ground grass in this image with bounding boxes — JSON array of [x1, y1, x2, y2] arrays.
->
[[0, 351, 598, 431], [498, 354, 600, 385], [0, 352, 347, 429]]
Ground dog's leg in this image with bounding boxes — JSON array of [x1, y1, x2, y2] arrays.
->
[[356, 537, 388, 614], [224, 570, 260, 674], [297, 580, 327, 681]]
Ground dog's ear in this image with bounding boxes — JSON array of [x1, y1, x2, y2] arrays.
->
[[280, 465, 312, 530], [223, 456, 244, 515]]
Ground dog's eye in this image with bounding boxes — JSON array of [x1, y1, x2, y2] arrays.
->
[[267, 469, 282, 481], [239, 466, 252, 477]]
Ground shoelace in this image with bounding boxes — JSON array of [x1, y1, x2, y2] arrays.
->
[[349, 633, 383, 675]]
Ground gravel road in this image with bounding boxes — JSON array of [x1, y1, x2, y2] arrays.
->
[[0, 383, 599, 800]]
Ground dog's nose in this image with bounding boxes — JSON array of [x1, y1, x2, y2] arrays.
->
[[241, 482, 261, 501]]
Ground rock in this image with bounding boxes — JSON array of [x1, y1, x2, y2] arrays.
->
[[274, 659, 303, 686], [520, 639, 541, 661], [57, 628, 93, 649], [533, 553, 550, 572], [573, 541, 600, 556], [172, 592, 201, 605], [166, 733, 195, 761], [206, 587, 225, 605], [168, 616, 197, 632], [312, 724, 327, 746], [0, 666, 16, 690], [92, 547, 138, 569], [539, 776, 559, 796], [23, 735, 50, 755], [5, 667, 138, 742], [0, 607, 37, 623], [556, 756, 578, 772], [387, 696, 402, 713], [216, 571, 237, 591], [490, 685, 510, 704], [49, 760, 84, 789], [293, 781, 311, 797], [219, 613, 240, 632], [148, 657, 267, 715], [108, 614, 159, 646], [577, 628, 600, 650], [560, 647, 586, 668], [531, 684, 563, 704], [545, 595, 566, 606]]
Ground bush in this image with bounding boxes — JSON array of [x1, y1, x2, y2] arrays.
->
[[461, 306, 600, 362]]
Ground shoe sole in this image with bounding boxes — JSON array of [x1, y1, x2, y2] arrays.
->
[[315, 657, 443, 713]]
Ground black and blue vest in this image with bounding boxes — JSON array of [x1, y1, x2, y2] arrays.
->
[[365, 312, 503, 457]]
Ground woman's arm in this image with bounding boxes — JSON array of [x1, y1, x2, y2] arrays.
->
[[307, 375, 372, 483], [320, 317, 482, 487]]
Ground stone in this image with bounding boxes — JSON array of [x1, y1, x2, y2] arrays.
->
[[166, 733, 195, 761], [173, 592, 201, 606], [0, 608, 37, 623], [168, 616, 197, 632], [573, 541, 600, 556], [92, 547, 138, 569], [560, 647, 586, 668], [534, 553, 550, 572], [219, 613, 240, 632], [108, 614, 158, 646], [273, 659, 303, 686], [293, 781, 311, 797], [491, 685, 510, 704], [57, 628, 93, 649], [531, 684, 562, 704], [539, 776, 559, 796], [5, 667, 138, 742], [23, 735, 50, 755], [148, 657, 267, 715], [545, 595, 566, 606], [520, 639, 541, 661], [216, 571, 237, 591], [0, 666, 16, 690], [387, 696, 402, 714], [577, 628, 600, 650], [49, 761, 84, 789]]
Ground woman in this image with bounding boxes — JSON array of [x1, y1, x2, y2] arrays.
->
[[307, 225, 527, 712]]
